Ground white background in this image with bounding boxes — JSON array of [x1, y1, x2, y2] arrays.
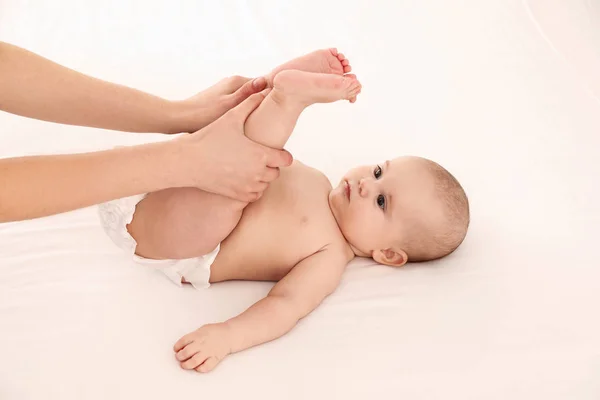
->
[[1, 1, 599, 399]]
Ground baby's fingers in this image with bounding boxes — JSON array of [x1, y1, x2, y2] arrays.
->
[[173, 332, 197, 352], [176, 341, 201, 362], [181, 352, 208, 370], [196, 356, 219, 373]]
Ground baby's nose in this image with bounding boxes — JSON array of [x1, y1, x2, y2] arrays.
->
[[358, 178, 370, 197]]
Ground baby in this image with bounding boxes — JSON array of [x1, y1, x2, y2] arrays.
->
[[99, 48, 470, 373]]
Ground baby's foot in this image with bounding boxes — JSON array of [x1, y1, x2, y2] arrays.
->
[[271, 70, 362, 105], [266, 48, 352, 86]]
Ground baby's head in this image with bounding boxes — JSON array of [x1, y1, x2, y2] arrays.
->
[[328, 156, 469, 266]]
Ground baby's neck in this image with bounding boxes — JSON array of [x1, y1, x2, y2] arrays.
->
[[327, 191, 368, 259], [349, 243, 368, 258]]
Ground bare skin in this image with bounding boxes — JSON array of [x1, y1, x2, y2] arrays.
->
[[113, 50, 452, 374], [174, 160, 355, 373], [121, 49, 429, 374], [128, 49, 361, 260], [264, 48, 356, 102], [172, 153, 442, 373], [0, 41, 292, 222]]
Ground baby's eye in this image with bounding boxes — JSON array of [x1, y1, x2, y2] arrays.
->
[[377, 194, 386, 210], [374, 165, 382, 179]]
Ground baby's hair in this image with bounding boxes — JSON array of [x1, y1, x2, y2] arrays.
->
[[406, 158, 470, 262]]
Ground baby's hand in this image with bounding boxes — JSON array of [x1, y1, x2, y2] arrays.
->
[[173, 323, 232, 373]]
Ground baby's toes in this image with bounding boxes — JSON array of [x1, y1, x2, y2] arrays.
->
[[348, 87, 361, 101], [341, 59, 350, 67], [329, 47, 339, 57], [343, 65, 352, 73], [344, 76, 361, 101], [353, 85, 362, 97]]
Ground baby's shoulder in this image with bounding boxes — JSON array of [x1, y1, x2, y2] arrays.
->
[[285, 160, 332, 188], [326, 240, 355, 263]]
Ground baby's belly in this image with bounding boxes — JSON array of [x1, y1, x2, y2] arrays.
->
[[207, 207, 327, 283], [209, 255, 294, 282], [208, 225, 310, 283], [204, 162, 338, 283]]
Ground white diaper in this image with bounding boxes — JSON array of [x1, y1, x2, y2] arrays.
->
[[98, 194, 219, 289]]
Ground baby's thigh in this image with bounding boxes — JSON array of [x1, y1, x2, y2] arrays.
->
[[128, 187, 245, 260]]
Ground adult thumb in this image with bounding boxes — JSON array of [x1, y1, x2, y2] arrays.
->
[[230, 77, 267, 106], [265, 148, 293, 168], [230, 90, 270, 123]]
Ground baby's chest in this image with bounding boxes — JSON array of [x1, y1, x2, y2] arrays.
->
[[235, 173, 333, 256], [210, 168, 339, 281]]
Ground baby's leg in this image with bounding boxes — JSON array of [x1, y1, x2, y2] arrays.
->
[[245, 70, 361, 149], [264, 47, 352, 85], [128, 71, 361, 260], [128, 187, 245, 260]]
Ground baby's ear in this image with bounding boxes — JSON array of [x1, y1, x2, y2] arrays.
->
[[372, 248, 408, 267]]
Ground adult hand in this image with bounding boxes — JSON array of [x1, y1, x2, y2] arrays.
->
[[173, 91, 293, 202], [174, 76, 268, 133]]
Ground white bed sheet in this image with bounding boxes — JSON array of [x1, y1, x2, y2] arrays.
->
[[1, 1, 599, 399]]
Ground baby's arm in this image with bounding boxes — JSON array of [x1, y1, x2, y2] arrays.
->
[[173, 246, 349, 372]]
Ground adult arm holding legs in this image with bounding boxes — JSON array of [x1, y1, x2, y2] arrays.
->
[[0, 41, 267, 134], [0, 93, 293, 223], [0, 42, 292, 223]]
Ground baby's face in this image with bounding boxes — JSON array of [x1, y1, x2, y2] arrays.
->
[[328, 156, 440, 258]]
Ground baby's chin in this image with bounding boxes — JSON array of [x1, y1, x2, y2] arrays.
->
[[327, 186, 345, 221]]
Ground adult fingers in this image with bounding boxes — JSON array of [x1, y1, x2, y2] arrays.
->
[[221, 75, 252, 93], [226, 77, 268, 110], [253, 181, 269, 194], [235, 183, 267, 203], [250, 191, 264, 202], [264, 148, 293, 169], [261, 167, 280, 183], [231, 188, 260, 203], [234, 77, 267, 99], [227, 91, 268, 124]]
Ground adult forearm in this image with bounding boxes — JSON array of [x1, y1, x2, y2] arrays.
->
[[0, 41, 194, 134], [0, 142, 182, 222], [225, 295, 300, 354]]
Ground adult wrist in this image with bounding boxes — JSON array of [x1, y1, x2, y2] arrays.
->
[[166, 100, 209, 134], [157, 135, 207, 189], [160, 100, 187, 134], [140, 139, 186, 190]]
